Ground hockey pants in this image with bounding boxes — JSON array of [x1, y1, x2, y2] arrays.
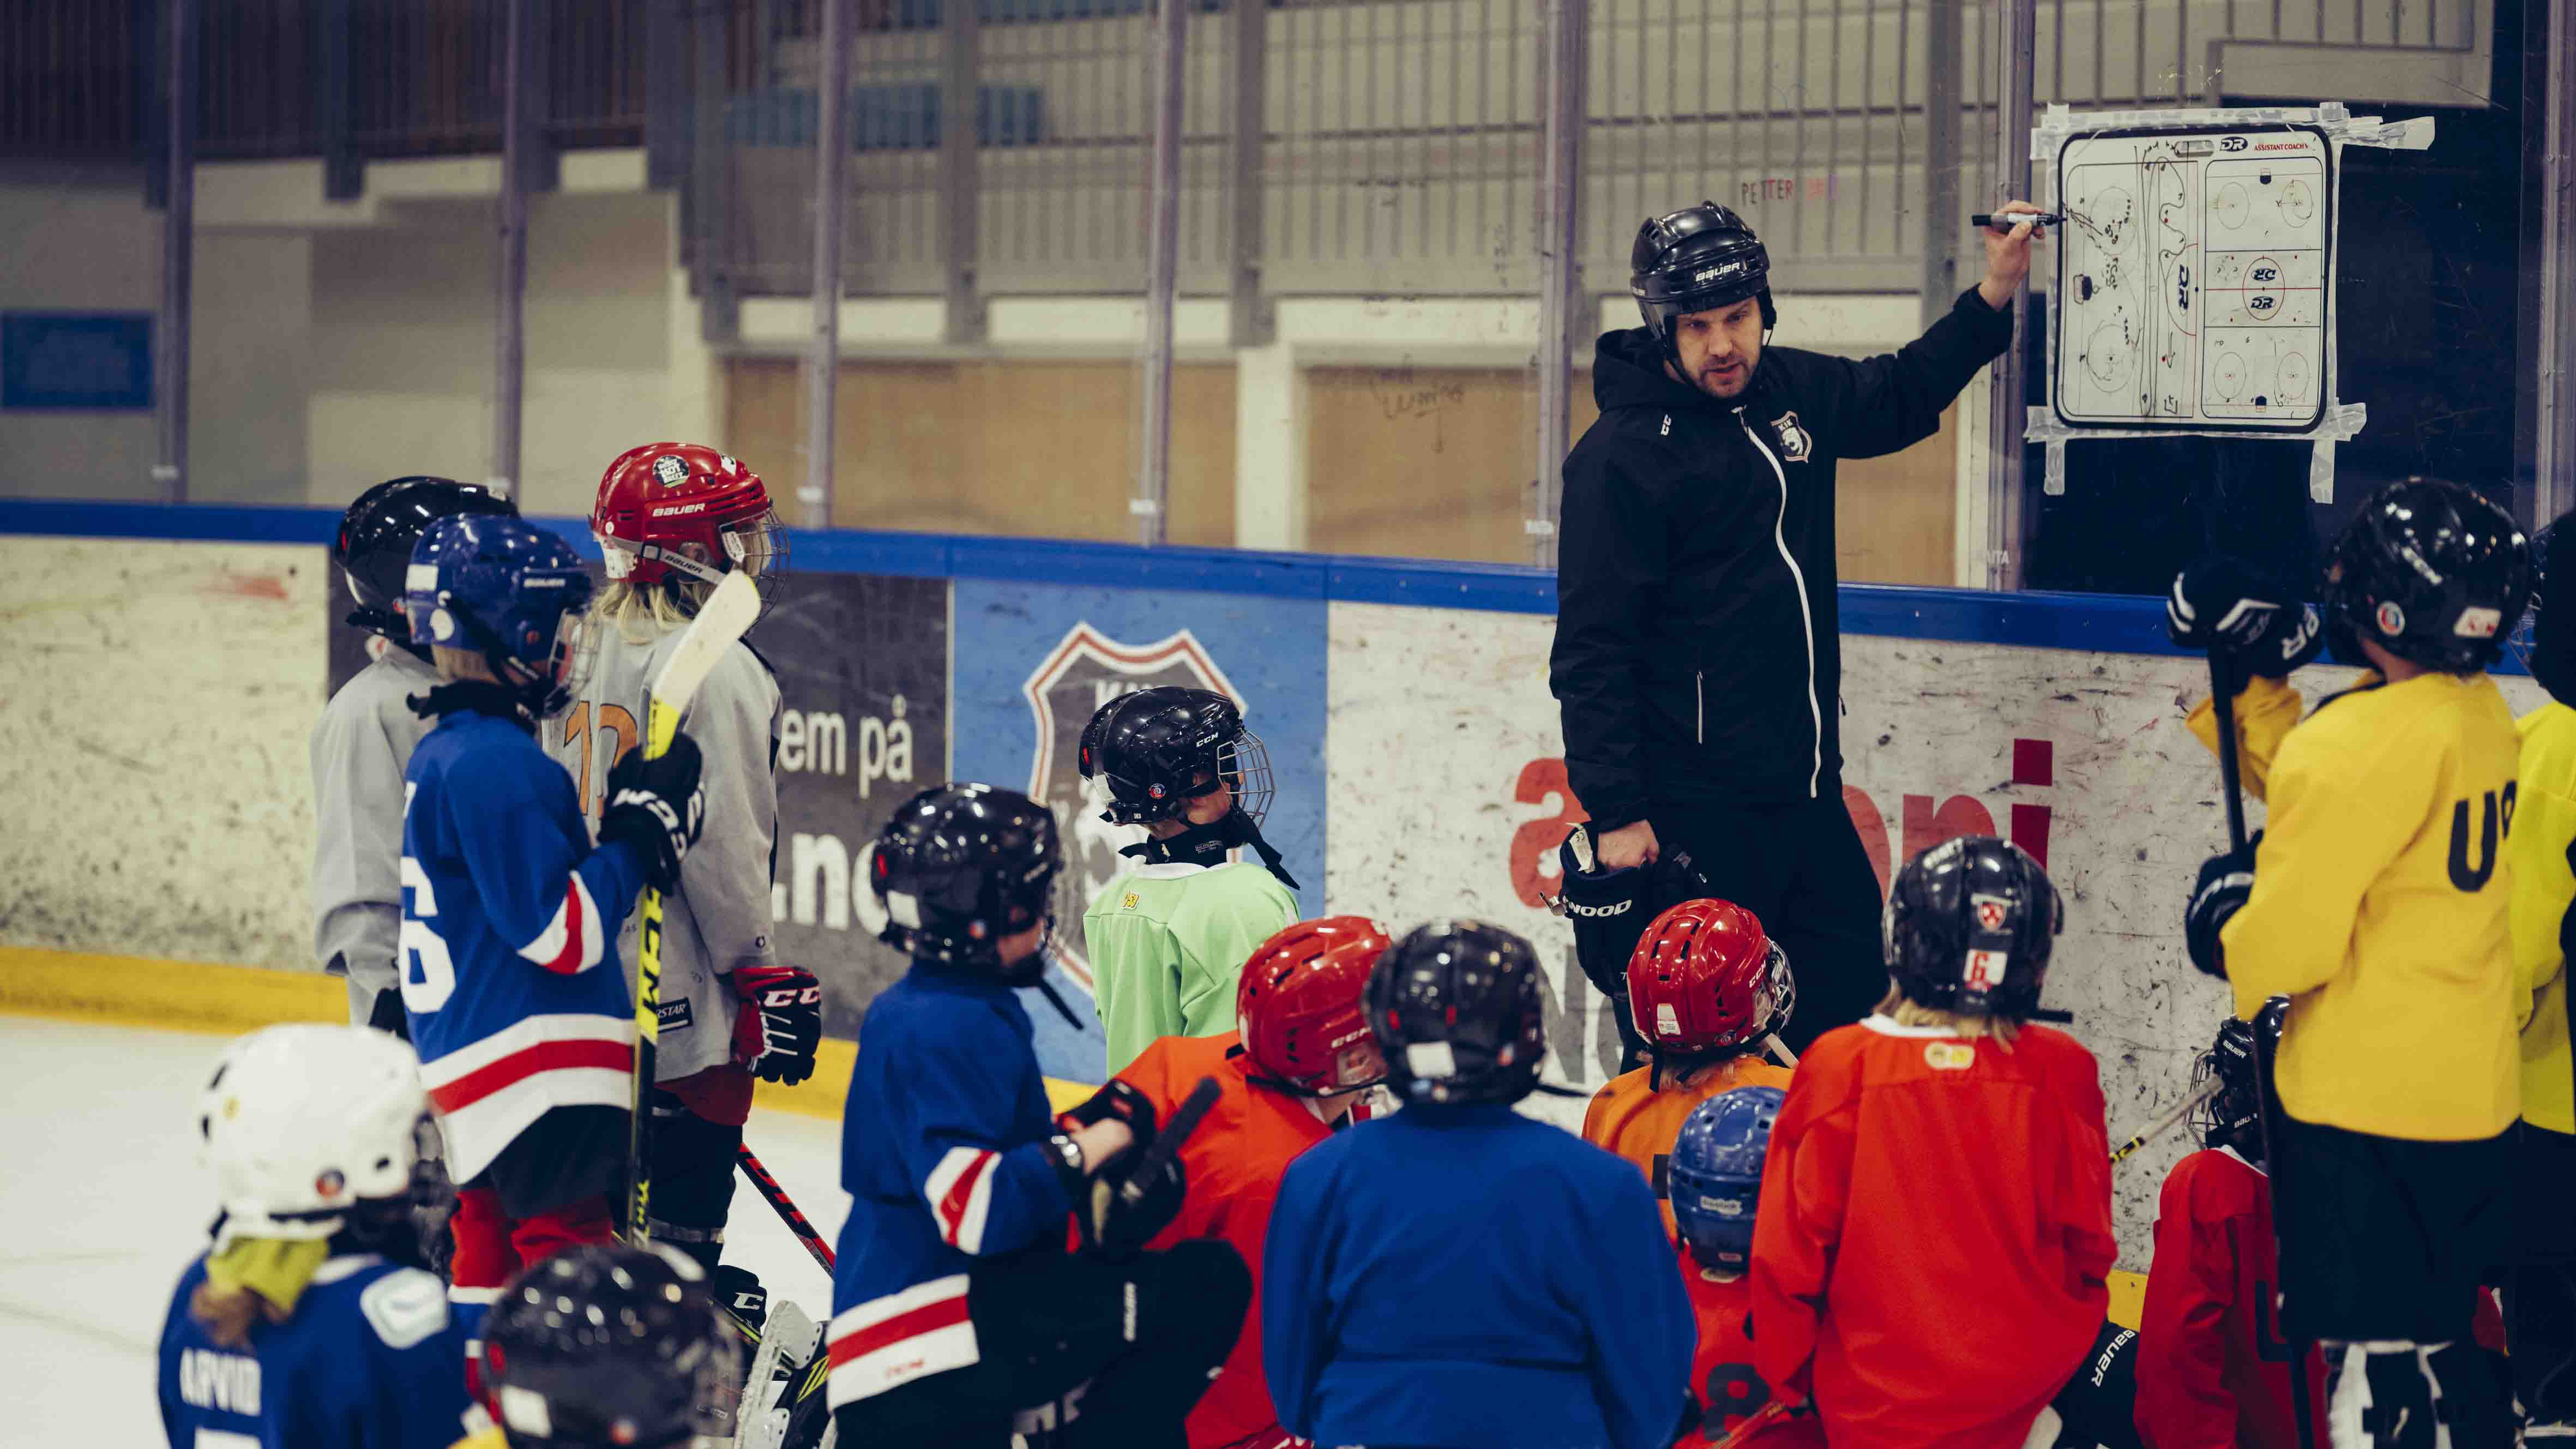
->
[[646, 1082, 747, 1274], [829, 1240, 1251, 1449], [445, 1104, 626, 1301]]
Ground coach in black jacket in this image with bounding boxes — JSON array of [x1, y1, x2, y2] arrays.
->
[[1549, 200, 2043, 1050]]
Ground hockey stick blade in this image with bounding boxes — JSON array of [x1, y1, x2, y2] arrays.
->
[[642, 570, 762, 760], [1118, 1075, 1223, 1207]]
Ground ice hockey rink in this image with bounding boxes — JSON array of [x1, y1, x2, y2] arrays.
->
[[0, 1015, 852, 1449]]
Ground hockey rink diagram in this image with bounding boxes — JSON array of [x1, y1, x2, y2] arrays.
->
[[2055, 128, 2330, 430]]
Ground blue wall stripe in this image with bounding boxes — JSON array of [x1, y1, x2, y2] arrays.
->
[[0, 497, 2528, 673]]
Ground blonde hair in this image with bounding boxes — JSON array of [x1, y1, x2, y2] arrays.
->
[[1876, 984, 2023, 1048], [430, 645, 501, 684], [592, 576, 710, 645], [188, 1279, 285, 1349]]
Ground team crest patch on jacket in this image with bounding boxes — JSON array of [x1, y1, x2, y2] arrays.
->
[[1770, 411, 1814, 462]]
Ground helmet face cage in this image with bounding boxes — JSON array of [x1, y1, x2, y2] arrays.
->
[[2510, 519, 2557, 672], [1085, 689, 1262, 827], [2189, 1020, 2266, 1157], [1215, 727, 1274, 827]]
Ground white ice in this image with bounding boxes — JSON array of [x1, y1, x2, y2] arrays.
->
[[0, 1015, 851, 1449]]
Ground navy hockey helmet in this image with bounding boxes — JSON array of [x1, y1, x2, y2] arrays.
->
[[860, 783, 1064, 985], [2324, 477, 2530, 674], [403, 514, 596, 718], [1365, 919, 1549, 1107], [1668, 1085, 1786, 1272], [1631, 202, 1777, 362], [2190, 1016, 2266, 1162], [1079, 686, 1274, 828], [1883, 836, 2062, 1018], [333, 476, 515, 645], [482, 1243, 741, 1449]]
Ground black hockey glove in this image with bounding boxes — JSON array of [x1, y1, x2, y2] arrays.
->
[[1055, 1077, 1161, 1143], [2168, 557, 2324, 681], [598, 732, 706, 893], [730, 965, 823, 1085], [1077, 1144, 1187, 1259], [2185, 834, 2260, 979], [1551, 825, 1710, 1000]]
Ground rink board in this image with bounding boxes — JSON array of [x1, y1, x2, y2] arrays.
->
[[0, 498, 2546, 1266]]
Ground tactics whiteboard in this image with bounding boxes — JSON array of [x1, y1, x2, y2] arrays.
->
[[2051, 123, 2332, 432]]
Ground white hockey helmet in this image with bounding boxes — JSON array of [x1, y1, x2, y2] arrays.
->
[[197, 1024, 430, 1243]]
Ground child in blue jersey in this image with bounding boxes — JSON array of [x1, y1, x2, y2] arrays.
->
[[160, 1024, 480, 1449], [395, 514, 705, 1304], [806, 783, 1250, 1449], [1264, 919, 1695, 1449]]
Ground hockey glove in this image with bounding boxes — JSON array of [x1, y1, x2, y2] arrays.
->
[[1056, 1077, 1161, 1143], [2168, 557, 2324, 681], [598, 731, 706, 893], [1554, 825, 1657, 999], [2185, 834, 2260, 979], [1076, 1142, 1187, 1260], [730, 964, 823, 1085]]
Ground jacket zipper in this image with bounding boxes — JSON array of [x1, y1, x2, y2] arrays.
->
[[1695, 671, 1705, 744], [1738, 411, 1824, 798]]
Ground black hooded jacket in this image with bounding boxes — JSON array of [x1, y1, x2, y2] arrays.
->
[[1548, 287, 2015, 829]]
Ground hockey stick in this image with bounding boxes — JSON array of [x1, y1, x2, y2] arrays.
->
[[1710, 1397, 1803, 1449], [1763, 1033, 1799, 1068], [2108, 1077, 2219, 1168], [2252, 995, 2321, 1449], [624, 571, 764, 1247], [2201, 444, 2253, 853], [738, 1142, 835, 1273], [1118, 1075, 1223, 1207]]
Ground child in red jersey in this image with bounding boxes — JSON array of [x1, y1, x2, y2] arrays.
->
[[1750, 837, 2116, 1449], [1666, 1085, 1823, 1449]]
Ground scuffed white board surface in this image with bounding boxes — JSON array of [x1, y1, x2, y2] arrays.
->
[[0, 537, 324, 969]]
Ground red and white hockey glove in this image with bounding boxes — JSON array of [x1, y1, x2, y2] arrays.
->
[[730, 964, 823, 1085]]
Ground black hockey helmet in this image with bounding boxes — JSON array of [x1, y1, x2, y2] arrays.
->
[[481, 1242, 741, 1449], [1883, 835, 2062, 1018], [2324, 477, 2529, 674], [333, 476, 516, 644], [1630, 202, 1777, 356], [1079, 686, 1274, 828], [2190, 1016, 2265, 1162], [860, 783, 1064, 984], [1365, 919, 1549, 1107]]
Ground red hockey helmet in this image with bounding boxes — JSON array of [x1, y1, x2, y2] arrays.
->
[[1626, 898, 1795, 1054], [1237, 915, 1393, 1096], [591, 442, 788, 594]]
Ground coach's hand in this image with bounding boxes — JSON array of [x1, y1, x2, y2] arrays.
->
[[1597, 819, 1660, 871], [1977, 201, 2047, 308]]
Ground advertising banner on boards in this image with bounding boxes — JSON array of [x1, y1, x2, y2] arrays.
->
[[952, 578, 1329, 1083]]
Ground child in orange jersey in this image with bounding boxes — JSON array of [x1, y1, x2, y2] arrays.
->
[[1109, 915, 1391, 1449], [1585, 898, 1796, 1235], [1750, 837, 2115, 1449], [1666, 1085, 1823, 1449]]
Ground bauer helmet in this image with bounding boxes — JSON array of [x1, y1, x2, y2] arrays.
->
[[590, 442, 787, 609], [857, 783, 1064, 985], [482, 1243, 742, 1449], [198, 1024, 435, 1249], [1367, 919, 1549, 1107], [333, 476, 515, 644], [1238, 915, 1393, 1097], [405, 514, 597, 718], [1627, 899, 1795, 1057], [1079, 686, 1274, 828], [2190, 1017, 2266, 1163], [1667, 1085, 1785, 1272], [1883, 835, 2062, 1018], [1631, 202, 1777, 358], [2324, 476, 2529, 674]]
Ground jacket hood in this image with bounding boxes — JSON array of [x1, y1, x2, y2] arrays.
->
[[1591, 327, 1773, 416]]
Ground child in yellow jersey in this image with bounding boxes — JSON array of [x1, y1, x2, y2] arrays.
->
[[2173, 477, 2530, 1449], [2503, 516, 2576, 1435], [1583, 898, 1795, 1234]]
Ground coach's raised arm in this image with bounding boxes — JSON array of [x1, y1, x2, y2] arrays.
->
[[1548, 200, 2043, 1053]]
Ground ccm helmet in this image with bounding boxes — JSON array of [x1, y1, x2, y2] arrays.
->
[[1631, 202, 1776, 368], [403, 514, 598, 718], [2324, 476, 2529, 674], [1667, 1085, 1786, 1272], [482, 1243, 742, 1449], [1367, 919, 1550, 1107], [1883, 836, 2062, 1018], [1626, 899, 1796, 1057], [1238, 916, 1393, 1097], [858, 784, 1064, 984], [1079, 687, 1274, 828], [591, 443, 788, 610], [333, 476, 515, 645]]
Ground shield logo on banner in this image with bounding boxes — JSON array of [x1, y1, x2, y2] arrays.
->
[[1021, 624, 1245, 988]]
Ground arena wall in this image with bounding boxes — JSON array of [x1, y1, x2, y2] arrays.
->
[[4, 498, 2541, 1267]]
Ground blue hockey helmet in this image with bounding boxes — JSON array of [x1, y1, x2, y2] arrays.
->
[[1667, 1085, 1785, 1271], [404, 514, 596, 718]]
